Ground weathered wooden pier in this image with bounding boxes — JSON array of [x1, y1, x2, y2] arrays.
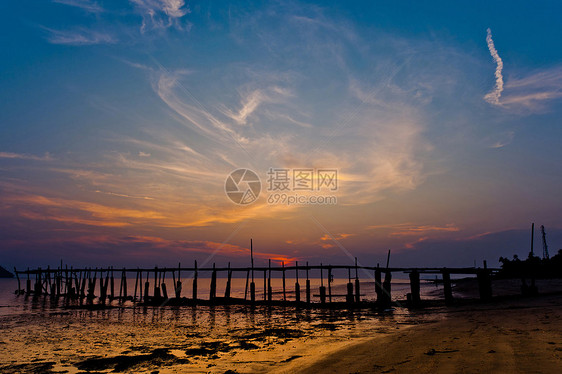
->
[[13, 259, 500, 309]]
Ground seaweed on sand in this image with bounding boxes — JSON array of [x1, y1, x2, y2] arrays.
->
[[74, 348, 189, 372]]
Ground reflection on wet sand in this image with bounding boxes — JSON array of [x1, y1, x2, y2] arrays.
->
[[1, 294, 433, 373]]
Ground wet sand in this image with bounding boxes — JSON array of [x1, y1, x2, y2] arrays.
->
[[296, 295, 562, 373]]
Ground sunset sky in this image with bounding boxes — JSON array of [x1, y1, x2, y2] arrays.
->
[[1, 1, 561, 270]]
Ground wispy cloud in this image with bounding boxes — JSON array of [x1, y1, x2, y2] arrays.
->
[[52, 0, 103, 13], [0, 152, 53, 161], [130, 0, 190, 32], [485, 131, 514, 148], [501, 67, 562, 113], [368, 223, 460, 237], [484, 28, 504, 106], [44, 27, 116, 45]]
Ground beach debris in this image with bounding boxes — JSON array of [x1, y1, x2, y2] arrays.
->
[[425, 348, 436, 355]]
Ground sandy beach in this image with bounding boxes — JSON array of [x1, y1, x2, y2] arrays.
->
[[296, 294, 562, 373]]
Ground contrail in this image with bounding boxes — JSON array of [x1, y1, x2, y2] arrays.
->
[[484, 28, 504, 105]]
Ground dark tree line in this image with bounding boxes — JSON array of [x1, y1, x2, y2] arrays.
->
[[498, 249, 562, 278]]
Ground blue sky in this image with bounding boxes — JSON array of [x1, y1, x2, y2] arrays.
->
[[1, 0, 561, 269]]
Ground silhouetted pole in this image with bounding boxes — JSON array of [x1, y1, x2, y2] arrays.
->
[[26, 268, 30, 295], [144, 271, 150, 302], [138, 270, 143, 301], [176, 263, 182, 299], [354, 257, 361, 303], [14, 267, 21, 295], [267, 259, 272, 302], [101, 270, 109, 303], [133, 269, 139, 301], [409, 269, 421, 306], [153, 267, 161, 299], [530, 223, 535, 256], [250, 239, 255, 303], [306, 262, 311, 304], [319, 263, 326, 304], [192, 260, 198, 301], [110, 267, 115, 300], [80, 270, 86, 299], [282, 261, 286, 301], [328, 266, 332, 303], [210, 263, 217, 301], [225, 262, 231, 299], [295, 261, 300, 303], [263, 269, 267, 301], [161, 270, 168, 299]]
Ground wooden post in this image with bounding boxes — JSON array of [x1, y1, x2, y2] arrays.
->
[[14, 268, 21, 295], [225, 262, 232, 299], [319, 263, 326, 304], [46, 267, 52, 296], [354, 258, 361, 303], [87, 270, 94, 300], [210, 263, 217, 301], [176, 263, 182, 299], [267, 259, 272, 302], [100, 271, 108, 303], [250, 280, 255, 303], [306, 262, 311, 304], [441, 269, 453, 304], [80, 271, 86, 299], [409, 269, 421, 306], [192, 260, 198, 301], [161, 270, 168, 299], [119, 269, 124, 300], [172, 269, 176, 297], [263, 269, 267, 301], [26, 269, 31, 295], [63, 266, 69, 296], [56, 268, 61, 297], [144, 271, 150, 302], [328, 266, 332, 303], [133, 270, 139, 301], [139, 270, 143, 301], [34, 268, 42, 295], [250, 239, 255, 302], [110, 267, 115, 300], [379, 269, 392, 309], [282, 262, 286, 301], [295, 261, 300, 303]]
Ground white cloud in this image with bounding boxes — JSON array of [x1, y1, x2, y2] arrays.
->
[[484, 28, 504, 106], [130, 0, 190, 32]]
